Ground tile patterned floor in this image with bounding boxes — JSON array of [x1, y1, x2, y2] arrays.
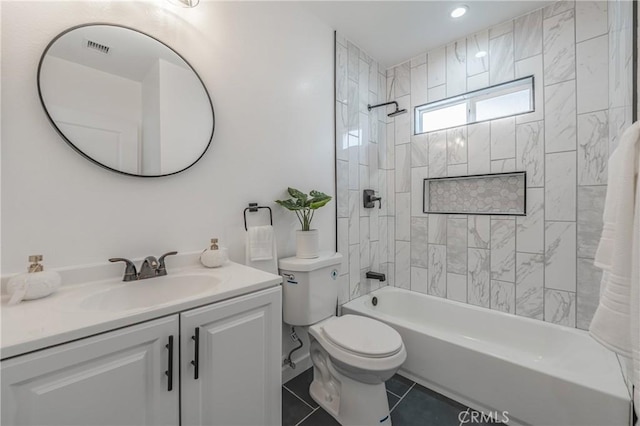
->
[[283, 367, 495, 426]]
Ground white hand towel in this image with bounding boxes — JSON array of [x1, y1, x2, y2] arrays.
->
[[248, 225, 274, 261], [589, 121, 640, 408], [245, 226, 278, 275]]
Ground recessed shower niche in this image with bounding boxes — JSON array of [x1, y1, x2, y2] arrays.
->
[[38, 24, 215, 177]]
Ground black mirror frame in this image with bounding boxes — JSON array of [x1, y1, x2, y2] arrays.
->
[[37, 23, 215, 178]]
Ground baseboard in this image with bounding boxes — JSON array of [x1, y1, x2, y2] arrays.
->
[[282, 352, 312, 384]]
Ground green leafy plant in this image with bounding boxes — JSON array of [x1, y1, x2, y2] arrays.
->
[[275, 188, 332, 231]]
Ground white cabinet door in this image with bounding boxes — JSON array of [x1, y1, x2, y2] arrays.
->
[[180, 287, 282, 426], [1, 315, 179, 426]]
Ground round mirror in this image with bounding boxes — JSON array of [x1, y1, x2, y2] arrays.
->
[[38, 24, 215, 177]]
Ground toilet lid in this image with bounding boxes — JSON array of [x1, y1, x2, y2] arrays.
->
[[321, 315, 403, 358]]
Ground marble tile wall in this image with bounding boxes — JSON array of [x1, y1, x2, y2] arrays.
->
[[335, 33, 392, 305], [380, 0, 633, 330]]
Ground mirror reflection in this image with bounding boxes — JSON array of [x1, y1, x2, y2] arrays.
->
[[38, 24, 214, 177]]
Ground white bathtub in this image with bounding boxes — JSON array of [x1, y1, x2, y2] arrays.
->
[[342, 286, 631, 426]]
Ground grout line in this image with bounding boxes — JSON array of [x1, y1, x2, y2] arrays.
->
[[283, 385, 316, 410], [391, 382, 416, 412], [386, 389, 403, 399], [294, 407, 319, 426]]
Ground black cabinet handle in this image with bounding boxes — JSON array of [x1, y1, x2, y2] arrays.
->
[[191, 327, 200, 380], [165, 335, 174, 391]]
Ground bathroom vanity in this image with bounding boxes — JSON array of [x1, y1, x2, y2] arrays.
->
[[0, 258, 282, 426]]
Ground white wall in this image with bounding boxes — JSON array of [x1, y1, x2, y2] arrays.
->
[[1, 1, 335, 274]]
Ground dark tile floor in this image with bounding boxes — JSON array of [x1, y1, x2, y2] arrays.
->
[[283, 367, 496, 426]]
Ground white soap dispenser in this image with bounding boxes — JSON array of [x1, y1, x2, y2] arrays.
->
[[6, 255, 62, 305], [200, 238, 228, 268]]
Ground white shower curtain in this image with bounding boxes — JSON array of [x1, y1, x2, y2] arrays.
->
[[589, 121, 640, 410]]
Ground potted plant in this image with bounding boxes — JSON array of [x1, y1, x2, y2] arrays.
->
[[275, 188, 332, 259]]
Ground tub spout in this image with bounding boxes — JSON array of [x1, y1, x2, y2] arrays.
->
[[366, 271, 386, 282]]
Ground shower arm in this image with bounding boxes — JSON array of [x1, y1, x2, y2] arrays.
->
[[367, 101, 399, 112]]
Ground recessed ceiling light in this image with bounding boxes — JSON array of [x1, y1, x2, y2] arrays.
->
[[475, 51, 487, 58], [450, 6, 468, 18]]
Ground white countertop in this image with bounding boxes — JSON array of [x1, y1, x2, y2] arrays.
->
[[1, 258, 282, 360]]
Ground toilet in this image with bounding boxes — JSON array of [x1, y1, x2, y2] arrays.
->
[[279, 252, 406, 426]]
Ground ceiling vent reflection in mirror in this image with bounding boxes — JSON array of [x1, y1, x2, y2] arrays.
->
[[85, 39, 110, 55]]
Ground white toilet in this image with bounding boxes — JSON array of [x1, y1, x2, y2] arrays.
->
[[279, 252, 406, 426]]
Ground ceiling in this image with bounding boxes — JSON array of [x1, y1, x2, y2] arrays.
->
[[299, 1, 552, 68]]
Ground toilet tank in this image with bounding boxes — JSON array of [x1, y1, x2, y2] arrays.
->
[[279, 252, 342, 326]]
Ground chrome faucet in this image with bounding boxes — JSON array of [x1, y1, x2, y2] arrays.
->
[[109, 251, 178, 282]]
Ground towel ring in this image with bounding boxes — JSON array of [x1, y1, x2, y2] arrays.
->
[[243, 203, 273, 231]]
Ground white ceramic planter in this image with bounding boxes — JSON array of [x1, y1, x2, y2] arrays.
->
[[296, 229, 319, 259]]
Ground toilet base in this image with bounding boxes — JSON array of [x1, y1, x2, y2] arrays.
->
[[309, 341, 392, 426]]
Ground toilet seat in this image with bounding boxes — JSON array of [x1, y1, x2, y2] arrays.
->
[[321, 315, 403, 358]]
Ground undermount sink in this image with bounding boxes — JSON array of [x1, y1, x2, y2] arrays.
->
[[79, 274, 220, 312]]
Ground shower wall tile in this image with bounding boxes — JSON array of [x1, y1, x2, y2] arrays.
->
[[491, 280, 516, 313], [411, 53, 427, 68], [347, 41, 360, 82], [411, 167, 428, 217], [446, 39, 467, 96], [447, 126, 468, 165], [337, 274, 350, 305], [490, 159, 516, 174], [411, 267, 429, 294], [544, 289, 576, 327], [349, 244, 361, 298], [467, 72, 489, 91], [428, 46, 446, 88], [576, 35, 608, 114], [411, 217, 429, 268], [428, 84, 446, 102], [515, 9, 543, 60], [411, 133, 428, 167], [578, 111, 608, 185], [468, 248, 490, 307], [516, 121, 545, 187], [360, 218, 370, 269], [386, 171, 395, 212], [544, 0, 575, 19], [489, 32, 515, 85], [359, 115, 370, 165], [336, 160, 349, 218], [575, 1, 607, 43], [411, 63, 428, 109], [490, 117, 516, 160], [577, 258, 602, 330], [447, 217, 468, 275], [395, 144, 411, 192], [337, 218, 349, 275], [543, 8, 576, 85], [467, 30, 489, 76], [515, 253, 544, 319], [348, 80, 359, 136], [348, 191, 360, 244], [468, 216, 490, 249], [394, 62, 411, 98], [359, 59, 370, 112], [467, 122, 491, 175], [387, 217, 395, 263], [545, 151, 576, 221], [428, 244, 447, 297], [447, 273, 467, 302], [370, 207, 379, 241], [428, 131, 447, 178], [395, 241, 411, 289], [516, 188, 544, 253], [489, 20, 513, 39], [544, 80, 577, 153], [336, 42, 348, 103], [395, 193, 411, 241], [448, 164, 468, 177], [428, 214, 447, 245], [577, 186, 606, 259], [394, 95, 411, 145], [545, 221, 577, 292], [515, 54, 544, 124], [336, 102, 349, 161], [490, 219, 516, 282]]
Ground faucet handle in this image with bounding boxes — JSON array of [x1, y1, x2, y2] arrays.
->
[[157, 251, 178, 276], [109, 258, 137, 282]]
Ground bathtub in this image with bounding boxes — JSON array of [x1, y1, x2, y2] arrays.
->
[[342, 286, 631, 426]]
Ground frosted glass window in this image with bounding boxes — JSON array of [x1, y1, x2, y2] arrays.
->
[[414, 76, 534, 134]]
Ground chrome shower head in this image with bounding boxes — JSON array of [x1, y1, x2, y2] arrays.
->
[[367, 101, 407, 118], [387, 108, 407, 117]]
